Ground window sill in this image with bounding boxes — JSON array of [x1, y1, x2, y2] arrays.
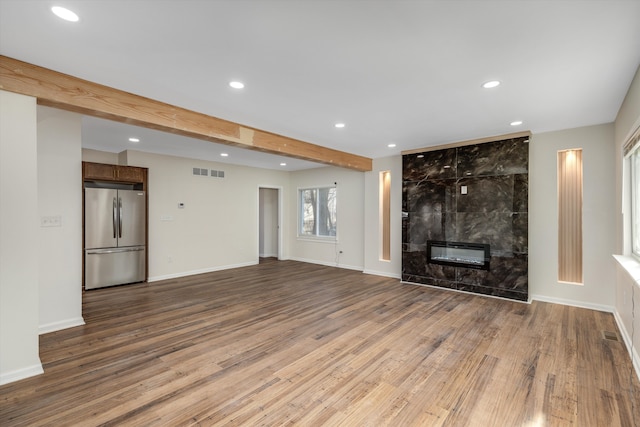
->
[[296, 236, 338, 244], [613, 254, 640, 289]]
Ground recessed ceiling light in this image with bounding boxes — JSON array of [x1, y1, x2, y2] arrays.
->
[[220, 153, 229, 157], [334, 123, 345, 128], [280, 162, 287, 166], [510, 120, 523, 126], [417, 154, 424, 158], [229, 81, 244, 89], [482, 80, 501, 89], [128, 137, 140, 143], [387, 143, 397, 148], [51, 6, 79, 22]]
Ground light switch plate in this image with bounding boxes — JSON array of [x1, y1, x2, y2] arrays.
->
[[461, 186, 468, 195]]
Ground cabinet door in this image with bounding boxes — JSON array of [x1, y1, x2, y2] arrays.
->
[[116, 166, 144, 182], [84, 162, 116, 180]]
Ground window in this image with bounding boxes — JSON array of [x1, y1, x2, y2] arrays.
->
[[631, 146, 640, 258], [299, 187, 337, 238]]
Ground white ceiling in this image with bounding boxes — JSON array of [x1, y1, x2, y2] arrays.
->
[[1, 0, 639, 171]]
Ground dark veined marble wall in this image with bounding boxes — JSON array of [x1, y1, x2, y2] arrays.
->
[[402, 136, 529, 301]]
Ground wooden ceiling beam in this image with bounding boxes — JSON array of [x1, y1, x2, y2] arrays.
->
[[0, 55, 372, 172]]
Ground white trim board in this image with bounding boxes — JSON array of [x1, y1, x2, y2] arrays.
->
[[0, 363, 44, 386], [530, 294, 614, 313], [148, 261, 258, 283], [39, 317, 85, 335]]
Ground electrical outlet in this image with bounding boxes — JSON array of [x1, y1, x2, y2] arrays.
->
[[40, 215, 62, 227]]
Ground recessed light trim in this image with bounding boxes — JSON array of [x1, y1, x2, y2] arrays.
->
[[128, 137, 140, 143], [220, 153, 229, 157], [229, 81, 244, 89], [510, 120, 523, 126], [280, 162, 287, 166], [387, 143, 397, 148], [334, 123, 345, 128], [51, 6, 79, 22], [482, 80, 501, 89]]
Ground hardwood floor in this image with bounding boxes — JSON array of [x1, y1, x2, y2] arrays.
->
[[1, 260, 638, 426]]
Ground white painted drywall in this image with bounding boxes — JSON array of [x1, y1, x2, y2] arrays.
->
[[81, 148, 119, 164], [0, 90, 42, 385], [288, 166, 364, 270], [120, 150, 290, 281], [613, 64, 640, 376], [529, 123, 617, 310], [37, 106, 84, 333], [363, 155, 402, 278]]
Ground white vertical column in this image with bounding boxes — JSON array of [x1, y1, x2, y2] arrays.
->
[[0, 90, 42, 384]]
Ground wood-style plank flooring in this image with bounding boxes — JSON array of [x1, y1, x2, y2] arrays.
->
[[1, 259, 639, 426]]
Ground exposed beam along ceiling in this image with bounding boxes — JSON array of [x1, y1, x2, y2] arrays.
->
[[0, 55, 372, 172]]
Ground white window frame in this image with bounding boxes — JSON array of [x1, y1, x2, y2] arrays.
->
[[623, 125, 640, 262], [630, 144, 640, 260], [298, 186, 337, 240]]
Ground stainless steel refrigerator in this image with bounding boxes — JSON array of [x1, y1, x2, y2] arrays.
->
[[84, 187, 146, 290]]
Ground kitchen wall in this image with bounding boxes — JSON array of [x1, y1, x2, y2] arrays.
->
[[0, 91, 41, 385], [37, 106, 84, 333], [82, 148, 118, 164], [120, 150, 291, 280]]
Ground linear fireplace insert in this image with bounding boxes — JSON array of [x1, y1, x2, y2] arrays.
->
[[427, 240, 490, 270]]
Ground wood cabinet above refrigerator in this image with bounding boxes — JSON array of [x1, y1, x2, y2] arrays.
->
[[83, 162, 147, 187]]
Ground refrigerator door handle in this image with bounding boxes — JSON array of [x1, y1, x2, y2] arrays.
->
[[118, 197, 123, 239], [112, 197, 117, 238], [86, 247, 145, 254]]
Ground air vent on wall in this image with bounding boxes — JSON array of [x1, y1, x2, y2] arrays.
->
[[192, 167, 209, 176], [211, 170, 225, 178]]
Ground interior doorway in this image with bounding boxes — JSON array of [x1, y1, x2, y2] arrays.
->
[[258, 187, 281, 261]]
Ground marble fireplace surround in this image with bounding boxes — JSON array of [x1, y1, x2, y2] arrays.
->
[[402, 133, 530, 302]]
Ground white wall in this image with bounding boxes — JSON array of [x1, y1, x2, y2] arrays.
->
[[363, 155, 402, 278], [82, 148, 118, 164], [613, 64, 640, 377], [0, 90, 42, 385], [37, 106, 84, 334], [288, 166, 365, 270], [259, 188, 279, 258], [120, 150, 290, 281], [529, 123, 617, 310]]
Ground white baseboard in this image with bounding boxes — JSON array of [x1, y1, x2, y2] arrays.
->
[[0, 363, 44, 386], [148, 261, 259, 282], [259, 253, 278, 258], [530, 294, 614, 313], [39, 317, 85, 335], [362, 269, 401, 279], [288, 257, 363, 272], [613, 310, 640, 381]]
